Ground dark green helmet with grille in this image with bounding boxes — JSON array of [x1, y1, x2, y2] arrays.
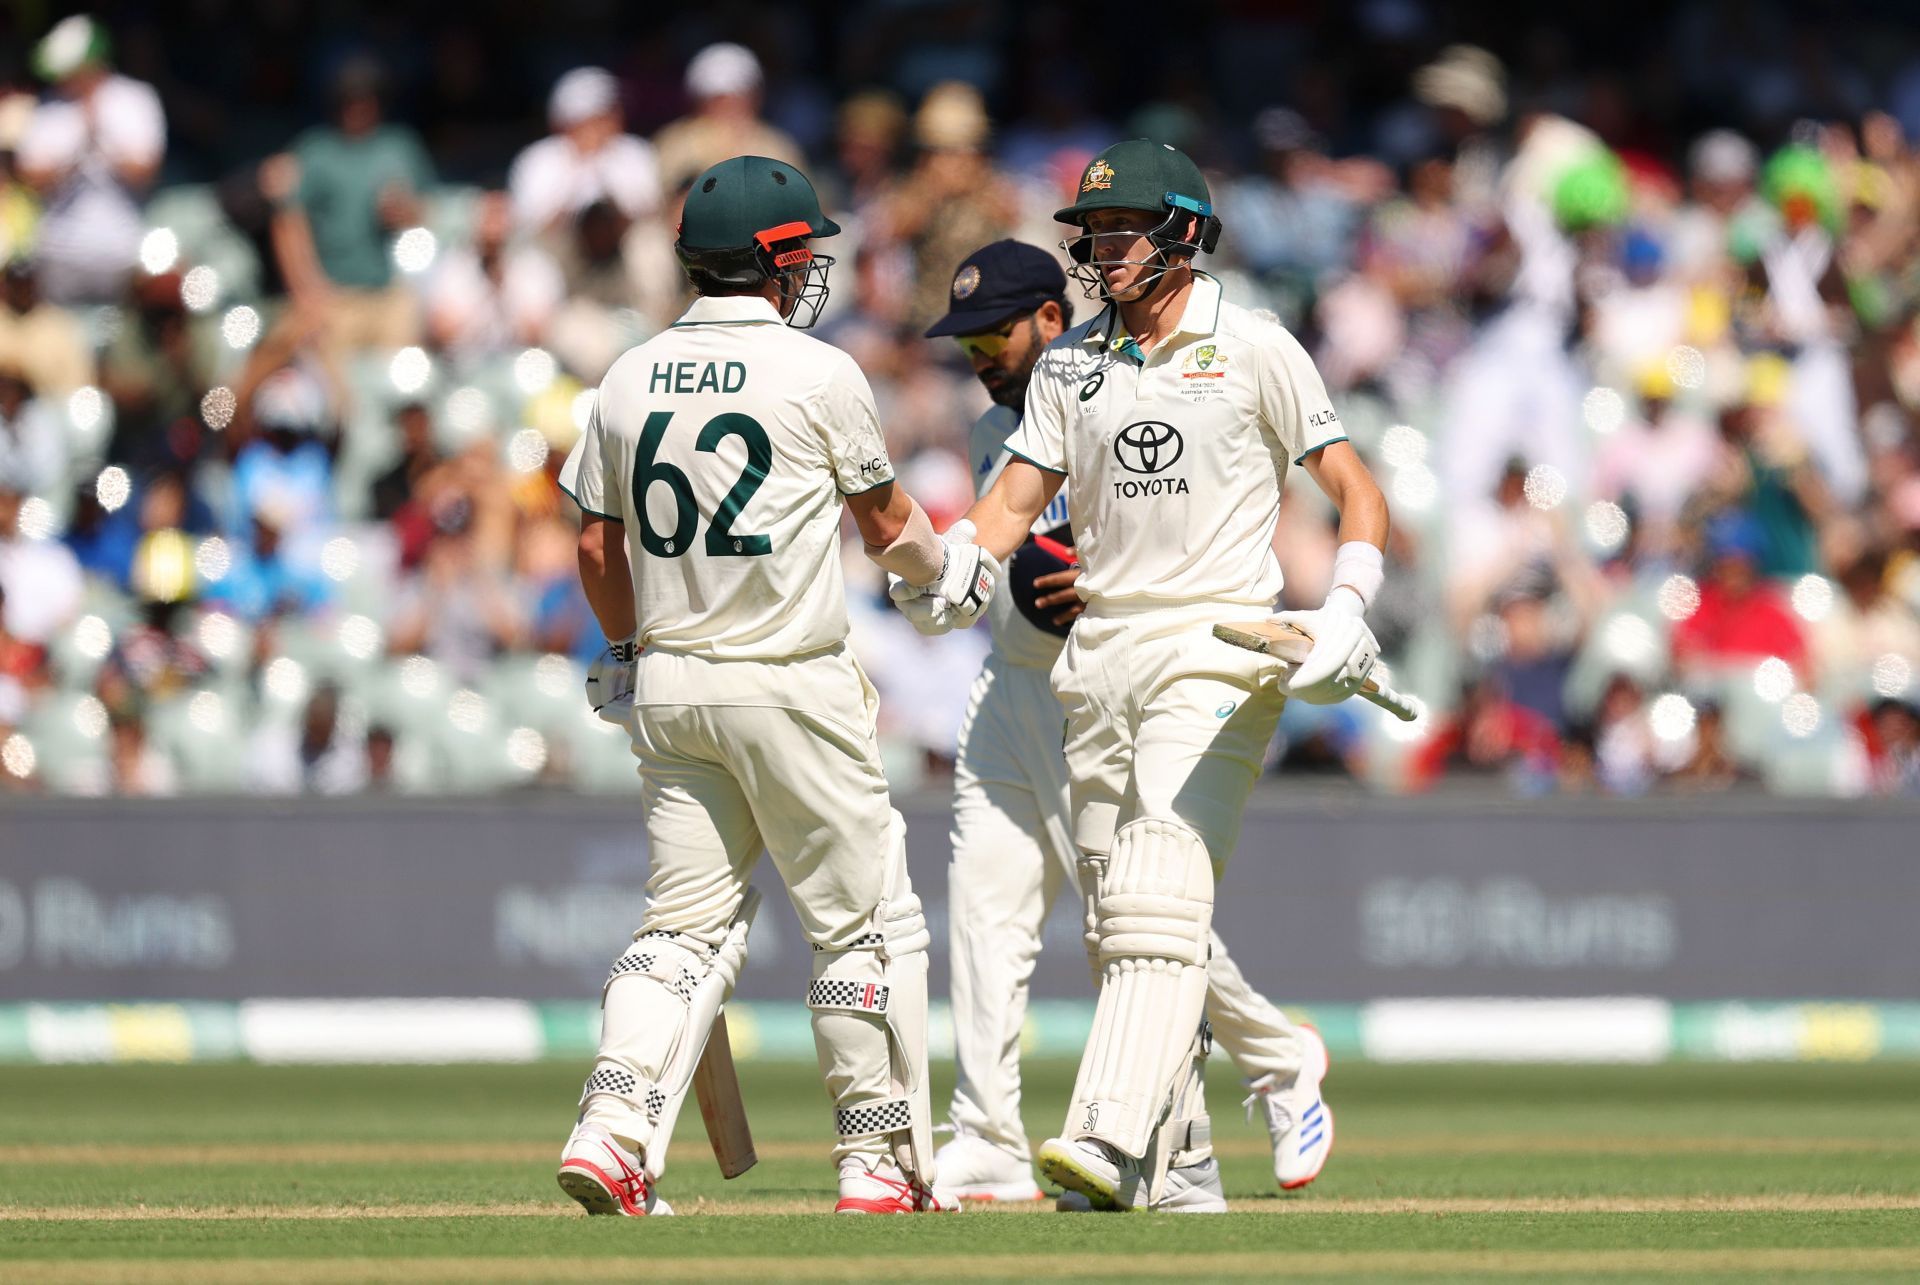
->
[[676, 156, 842, 327], [1053, 139, 1222, 303]]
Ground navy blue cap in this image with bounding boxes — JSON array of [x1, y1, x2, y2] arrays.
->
[[1007, 529, 1078, 638], [924, 240, 1068, 338]]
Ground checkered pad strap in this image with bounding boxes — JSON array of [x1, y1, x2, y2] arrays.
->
[[806, 977, 891, 1016], [606, 934, 707, 1004], [811, 933, 885, 952], [580, 1068, 671, 1124], [836, 1097, 914, 1140]]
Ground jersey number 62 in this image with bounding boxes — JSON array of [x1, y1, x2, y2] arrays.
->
[[633, 410, 773, 559]]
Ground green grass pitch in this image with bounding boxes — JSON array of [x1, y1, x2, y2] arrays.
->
[[3, 1058, 1918, 1281]]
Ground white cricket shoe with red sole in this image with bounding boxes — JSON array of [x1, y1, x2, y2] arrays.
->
[[834, 1156, 961, 1214], [1244, 1023, 1335, 1190], [932, 1133, 1045, 1203], [557, 1124, 672, 1216]]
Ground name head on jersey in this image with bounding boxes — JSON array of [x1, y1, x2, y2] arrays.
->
[[676, 156, 841, 328], [1053, 140, 1223, 304]]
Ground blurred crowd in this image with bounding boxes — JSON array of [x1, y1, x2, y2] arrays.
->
[[3, 6, 1920, 800]]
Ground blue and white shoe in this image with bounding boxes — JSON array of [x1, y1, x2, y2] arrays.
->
[[1243, 1024, 1334, 1190]]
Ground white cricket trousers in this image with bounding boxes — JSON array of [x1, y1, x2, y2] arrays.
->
[[947, 650, 1305, 1160], [628, 644, 897, 951]]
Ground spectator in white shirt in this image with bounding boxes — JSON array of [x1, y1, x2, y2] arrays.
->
[[0, 483, 84, 646], [508, 68, 661, 237], [0, 359, 65, 498], [15, 15, 165, 304], [426, 191, 564, 358]]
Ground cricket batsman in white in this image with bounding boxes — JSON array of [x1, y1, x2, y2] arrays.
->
[[896, 140, 1388, 1211], [920, 240, 1339, 1208], [554, 154, 994, 1216]]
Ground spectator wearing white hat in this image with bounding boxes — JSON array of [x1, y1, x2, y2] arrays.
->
[[508, 68, 663, 236], [1668, 129, 1760, 283], [14, 14, 166, 304], [651, 42, 804, 196]]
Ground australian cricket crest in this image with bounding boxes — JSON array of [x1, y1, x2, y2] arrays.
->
[[1081, 159, 1115, 192], [1180, 342, 1229, 399]]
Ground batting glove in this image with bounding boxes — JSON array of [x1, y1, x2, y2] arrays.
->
[[585, 633, 638, 725], [928, 519, 997, 627], [1272, 590, 1379, 705], [887, 574, 954, 636]]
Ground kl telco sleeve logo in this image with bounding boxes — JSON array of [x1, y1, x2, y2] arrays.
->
[[1112, 421, 1184, 474]]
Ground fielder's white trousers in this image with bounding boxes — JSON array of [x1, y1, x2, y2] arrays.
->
[[947, 650, 1305, 1160]]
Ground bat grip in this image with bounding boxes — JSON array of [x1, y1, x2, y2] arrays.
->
[[1359, 678, 1419, 722]]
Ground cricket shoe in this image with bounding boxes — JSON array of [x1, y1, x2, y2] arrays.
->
[[557, 1124, 672, 1216], [1244, 1023, 1335, 1190], [834, 1156, 961, 1214], [932, 1132, 1045, 1203], [1037, 1138, 1227, 1213]]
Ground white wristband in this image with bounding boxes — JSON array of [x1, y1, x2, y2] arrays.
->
[[1329, 541, 1384, 613]]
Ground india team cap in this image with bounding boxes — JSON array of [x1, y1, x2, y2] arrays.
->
[[923, 240, 1067, 338]]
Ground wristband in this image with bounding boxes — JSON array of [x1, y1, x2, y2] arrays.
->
[[1329, 541, 1384, 612]]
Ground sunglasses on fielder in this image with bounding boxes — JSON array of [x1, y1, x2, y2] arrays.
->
[[953, 315, 1028, 361]]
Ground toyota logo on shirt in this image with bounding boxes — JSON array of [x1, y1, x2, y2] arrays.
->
[[1113, 421, 1184, 474]]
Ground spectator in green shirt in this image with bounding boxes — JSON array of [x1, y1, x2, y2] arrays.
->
[[272, 57, 433, 354]]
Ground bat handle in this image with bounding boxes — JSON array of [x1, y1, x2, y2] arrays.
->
[[1360, 676, 1419, 722]]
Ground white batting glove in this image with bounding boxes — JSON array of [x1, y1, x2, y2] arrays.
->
[[926, 519, 997, 627], [585, 634, 638, 725], [1272, 590, 1379, 705], [887, 574, 953, 636]]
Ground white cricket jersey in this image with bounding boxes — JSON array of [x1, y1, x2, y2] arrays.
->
[[559, 294, 896, 658], [1005, 272, 1345, 611], [970, 403, 1071, 671]]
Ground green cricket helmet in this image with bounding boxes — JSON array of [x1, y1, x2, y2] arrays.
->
[[676, 155, 842, 327], [1053, 139, 1221, 302]]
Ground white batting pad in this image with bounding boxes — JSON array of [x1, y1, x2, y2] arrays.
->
[[1066, 817, 1215, 1159], [807, 811, 937, 1186], [582, 893, 758, 1180]]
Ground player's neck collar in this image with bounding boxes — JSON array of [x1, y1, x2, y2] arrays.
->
[[671, 294, 786, 327], [1085, 271, 1222, 355]]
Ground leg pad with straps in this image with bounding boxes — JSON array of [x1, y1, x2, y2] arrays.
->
[[807, 810, 937, 1186], [579, 891, 757, 1180], [1066, 817, 1214, 1160]]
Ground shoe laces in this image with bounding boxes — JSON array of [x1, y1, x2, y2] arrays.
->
[[1242, 1075, 1292, 1130]]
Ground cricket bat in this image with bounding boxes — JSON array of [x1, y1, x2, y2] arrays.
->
[[691, 886, 761, 1179], [1212, 619, 1420, 722], [693, 1012, 756, 1178]]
